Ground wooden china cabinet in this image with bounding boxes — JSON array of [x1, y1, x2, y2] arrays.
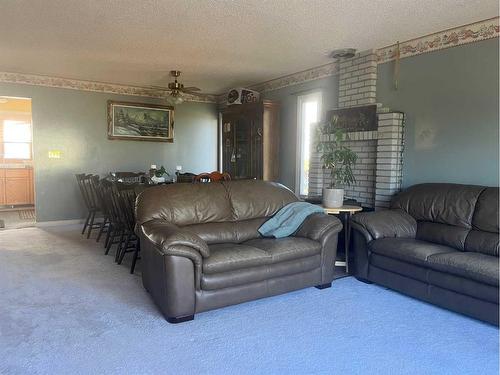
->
[[219, 100, 280, 181]]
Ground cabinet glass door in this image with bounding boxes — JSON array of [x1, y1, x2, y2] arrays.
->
[[233, 118, 253, 179], [222, 120, 234, 175]]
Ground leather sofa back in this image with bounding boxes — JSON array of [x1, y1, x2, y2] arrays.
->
[[225, 180, 297, 221], [391, 183, 498, 255], [136, 182, 232, 226], [391, 183, 484, 227], [465, 187, 499, 256], [136, 180, 298, 243]]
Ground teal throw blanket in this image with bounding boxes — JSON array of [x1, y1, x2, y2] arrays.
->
[[258, 202, 324, 238]]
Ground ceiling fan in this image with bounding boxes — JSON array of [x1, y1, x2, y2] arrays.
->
[[152, 70, 201, 105]]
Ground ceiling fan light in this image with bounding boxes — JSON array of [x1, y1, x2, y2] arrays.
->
[[167, 93, 184, 105]]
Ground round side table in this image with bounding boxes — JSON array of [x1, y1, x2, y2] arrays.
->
[[323, 205, 362, 274]]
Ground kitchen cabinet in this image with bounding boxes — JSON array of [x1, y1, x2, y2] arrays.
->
[[0, 168, 34, 205]]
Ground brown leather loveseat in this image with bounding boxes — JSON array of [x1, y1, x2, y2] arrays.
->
[[136, 180, 342, 323], [351, 183, 499, 325]]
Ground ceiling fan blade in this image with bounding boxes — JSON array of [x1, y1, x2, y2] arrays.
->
[[182, 90, 202, 96], [182, 87, 201, 91], [149, 85, 168, 90]]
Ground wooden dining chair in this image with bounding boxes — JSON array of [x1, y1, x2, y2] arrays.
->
[[100, 180, 129, 258], [115, 187, 141, 274], [176, 172, 197, 183], [193, 171, 231, 183], [75, 174, 107, 238]]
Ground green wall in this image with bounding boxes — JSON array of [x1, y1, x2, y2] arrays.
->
[[2, 38, 496, 221], [377, 38, 499, 187], [0, 83, 218, 222], [263, 75, 339, 190], [265, 38, 499, 191]]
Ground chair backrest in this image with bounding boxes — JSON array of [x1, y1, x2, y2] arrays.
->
[[100, 180, 124, 227], [100, 180, 143, 230], [75, 173, 91, 209], [76, 174, 101, 210], [193, 171, 231, 183], [176, 172, 196, 183], [118, 188, 138, 231], [391, 183, 499, 256], [94, 178, 111, 218]]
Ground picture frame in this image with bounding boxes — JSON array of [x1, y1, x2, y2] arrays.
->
[[326, 104, 377, 132], [107, 100, 174, 142]]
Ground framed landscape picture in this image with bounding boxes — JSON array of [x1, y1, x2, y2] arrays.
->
[[327, 105, 377, 132], [107, 101, 174, 142]]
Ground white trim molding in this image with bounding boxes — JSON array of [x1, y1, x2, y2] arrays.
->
[[296, 90, 323, 196], [0, 72, 218, 103], [215, 62, 338, 104], [250, 63, 338, 94], [245, 17, 499, 94], [377, 17, 499, 63]]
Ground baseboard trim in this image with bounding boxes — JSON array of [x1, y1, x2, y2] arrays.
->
[[36, 219, 84, 227]]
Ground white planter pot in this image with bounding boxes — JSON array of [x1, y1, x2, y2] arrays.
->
[[322, 188, 344, 208]]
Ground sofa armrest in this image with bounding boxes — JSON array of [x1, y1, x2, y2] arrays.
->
[[295, 213, 343, 241], [351, 209, 417, 242], [141, 220, 210, 259]]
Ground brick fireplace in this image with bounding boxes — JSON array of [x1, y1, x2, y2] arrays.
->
[[308, 50, 405, 210]]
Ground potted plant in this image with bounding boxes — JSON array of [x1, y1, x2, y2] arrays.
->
[[150, 165, 170, 184], [315, 116, 358, 208]]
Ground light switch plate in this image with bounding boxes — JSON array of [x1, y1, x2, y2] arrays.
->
[[48, 150, 62, 159]]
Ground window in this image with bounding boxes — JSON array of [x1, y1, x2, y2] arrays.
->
[[296, 91, 322, 196], [2, 120, 32, 160]]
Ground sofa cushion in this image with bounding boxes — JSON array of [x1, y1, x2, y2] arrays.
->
[[465, 187, 499, 257], [243, 237, 321, 263], [416, 221, 469, 251], [471, 187, 499, 233], [427, 270, 499, 304], [225, 180, 298, 221], [368, 238, 456, 267], [465, 230, 499, 257], [351, 209, 416, 241], [427, 252, 499, 287], [370, 253, 429, 282], [185, 222, 239, 244], [184, 218, 266, 244], [201, 255, 321, 291], [391, 183, 485, 228], [136, 182, 233, 226], [203, 243, 271, 274], [137, 180, 297, 228]]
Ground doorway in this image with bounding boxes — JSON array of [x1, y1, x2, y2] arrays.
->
[[0, 97, 35, 229]]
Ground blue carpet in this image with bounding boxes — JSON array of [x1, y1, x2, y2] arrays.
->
[[0, 226, 498, 375]]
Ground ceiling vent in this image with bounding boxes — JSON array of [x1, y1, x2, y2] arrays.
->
[[330, 48, 356, 59]]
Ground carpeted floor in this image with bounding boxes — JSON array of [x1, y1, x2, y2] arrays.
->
[[0, 225, 498, 375]]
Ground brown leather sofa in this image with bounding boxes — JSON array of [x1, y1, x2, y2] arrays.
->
[[351, 183, 499, 325], [136, 180, 342, 323]]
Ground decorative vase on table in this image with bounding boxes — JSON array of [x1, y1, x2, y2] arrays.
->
[[322, 188, 344, 208]]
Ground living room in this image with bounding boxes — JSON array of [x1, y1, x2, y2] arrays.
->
[[0, 1, 498, 374]]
